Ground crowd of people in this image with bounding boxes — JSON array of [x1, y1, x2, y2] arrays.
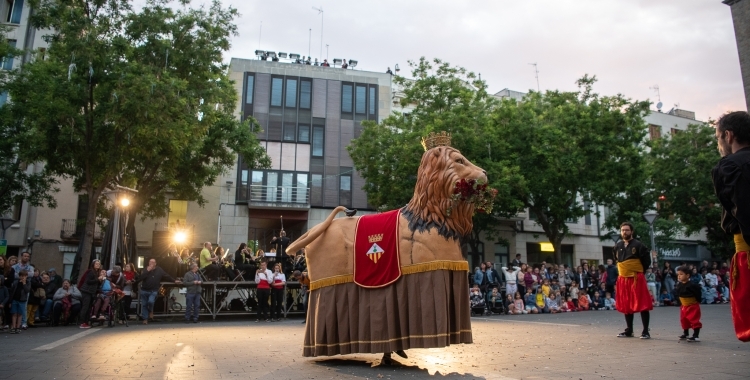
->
[[0, 235, 310, 333], [257, 51, 354, 69], [468, 254, 732, 317]]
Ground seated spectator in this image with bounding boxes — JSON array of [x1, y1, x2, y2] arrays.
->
[[504, 293, 515, 314], [535, 292, 549, 313], [689, 268, 703, 285], [559, 285, 568, 300], [90, 269, 112, 322], [717, 280, 729, 303], [512, 292, 527, 314], [488, 287, 503, 313], [560, 296, 575, 312], [599, 282, 607, 297], [550, 279, 560, 293], [569, 281, 579, 307], [591, 291, 604, 310], [40, 272, 59, 322], [702, 286, 718, 304], [659, 289, 674, 306], [52, 280, 82, 326], [540, 279, 551, 297], [577, 291, 590, 311], [604, 292, 616, 310], [524, 289, 539, 314], [547, 294, 561, 313]]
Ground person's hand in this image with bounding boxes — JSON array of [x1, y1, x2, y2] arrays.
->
[[174, 280, 182, 284]]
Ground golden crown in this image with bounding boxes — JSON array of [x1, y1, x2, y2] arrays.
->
[[368, 234, 384, 243], [421, 131, 452, 151]]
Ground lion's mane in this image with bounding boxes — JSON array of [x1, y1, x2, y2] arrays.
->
[[402, 146, 475, 240]]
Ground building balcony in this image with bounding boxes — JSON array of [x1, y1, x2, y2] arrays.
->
[[238, 185, 310, 210], [60, 219, 105, 241]]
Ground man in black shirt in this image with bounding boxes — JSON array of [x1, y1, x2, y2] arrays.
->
[[613, 222, 655, 339], [711, 110, 750, 342], [137, 259, 180, 324]]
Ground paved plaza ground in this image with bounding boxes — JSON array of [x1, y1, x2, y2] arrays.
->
[[0, 304, 747, 380]]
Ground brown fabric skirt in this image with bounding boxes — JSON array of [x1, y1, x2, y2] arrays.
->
[[303, 269, 472, 357]]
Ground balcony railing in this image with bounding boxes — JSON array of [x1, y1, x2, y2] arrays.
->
[[154, 222, 195, 234], [60, 219, 105, 240], [238, 185, 310, 208]]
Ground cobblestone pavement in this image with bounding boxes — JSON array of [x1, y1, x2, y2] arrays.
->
[[0, 304, 747, 379]]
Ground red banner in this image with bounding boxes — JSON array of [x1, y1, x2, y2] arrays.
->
[[353, 209, 401, 288]]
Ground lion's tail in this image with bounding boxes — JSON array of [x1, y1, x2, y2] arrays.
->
[[286, 206, 351, 254]]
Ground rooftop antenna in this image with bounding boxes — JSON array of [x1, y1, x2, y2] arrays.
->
[[650, 85, 662, 111], [313, 6, 323, 60], [529, 63, 540, 92], [308, 28, 311, 57], [326, 44, 329, 60], [258, 21, 262, 50]]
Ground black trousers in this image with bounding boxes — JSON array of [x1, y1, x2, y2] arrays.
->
[[52, 302, 81, 325], [79, 292, 96, 324], [256, 288, 270, 320], [271, 287, 284, 319]]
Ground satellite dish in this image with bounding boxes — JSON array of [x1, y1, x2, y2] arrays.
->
[[656, 101, 663, 110]]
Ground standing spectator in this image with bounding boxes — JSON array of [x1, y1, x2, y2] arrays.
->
[[122, 263, 136, 322], [270, 263, 286, 322], [570, 281, 580, 307], [689, 268, 703, 285], [12, 252, 34, 329], [645, 267, 658, 307], [511, 254, 523, 268], [652, 263, 662, 297], [9, 270, 31, 334], [474, 263, 489, 294], [26, 269, 43, 328], [561, 264, 574, 288], [51, 279, 82, 326], [605, 259, 618, 297], [292, 270, 310, 323], [47, 268, 63, 291], [77, 259, 102, 329], [575, 266, 590, 292], [523, 266, 536, 294], [502, 265, 521, 297], [486, 262, 501, 292], [137, 258, 179, 325], [183, 263, 202, 323], [255, 260, 273, 322], [0, 275, 7, 329], [341, 59, 348, 69], [40, 272, 59, 322], [517, 263, 528, 296], [662, 261, 676, 296], [2, 256, 15, 325]]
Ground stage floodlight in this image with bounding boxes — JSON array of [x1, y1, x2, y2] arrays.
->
[[349, 60, 358, 68], [289, 53, 300, 60], [254, 50, 264, 56], [333, 58, 342, 66], [278, 52, 288, 58], [266, 51, 277, 58]]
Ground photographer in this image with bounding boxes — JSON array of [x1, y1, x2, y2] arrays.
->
[[254, 261, 273, 322]]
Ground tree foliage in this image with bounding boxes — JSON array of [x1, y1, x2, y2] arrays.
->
[[8, 0, 268, 275], [348, 58, 525, 251], [648, 123, 733, 258], [0, 25, 58, 215], [494, 76, 652, 263]]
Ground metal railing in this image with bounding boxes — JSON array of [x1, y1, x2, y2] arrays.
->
[[154, 222, 195, 235], [238, 185, 310, 205], [60, 219, 105, 240]]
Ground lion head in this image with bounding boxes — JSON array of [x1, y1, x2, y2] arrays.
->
[[402, 146, 487, 240]]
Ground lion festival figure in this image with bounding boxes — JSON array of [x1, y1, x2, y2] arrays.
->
[[286, 132, 495, 363]]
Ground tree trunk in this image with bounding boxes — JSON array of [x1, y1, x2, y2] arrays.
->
[[77, 187, 104, 277], [553, 239, 563, 265]]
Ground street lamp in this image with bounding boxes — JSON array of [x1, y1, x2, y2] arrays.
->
[[642, 210, 658, 253], [104, 185, 139, 270]]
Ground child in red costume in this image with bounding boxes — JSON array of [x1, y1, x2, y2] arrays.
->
[[675, 266, 702, 342]]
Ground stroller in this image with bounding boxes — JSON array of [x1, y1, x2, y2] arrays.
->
[[470, 288, 488, 316]]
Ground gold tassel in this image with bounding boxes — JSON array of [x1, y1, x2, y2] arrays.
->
[[309, 274, 354, 291], [400, 260, 469, 275], [732, 253, 739, 291], [308, 260, 469, 291]]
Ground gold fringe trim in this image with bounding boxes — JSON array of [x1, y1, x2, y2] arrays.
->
[[309, 260, 469, 291], [401, 260, 469, 275], [304, 329, 473, 348], [309, 274, 354, 291]]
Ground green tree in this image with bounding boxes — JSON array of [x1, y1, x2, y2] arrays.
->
[[348, 58, 525, 254], [493, 76, 651, 263], [648, 123, 733, 259], [0, 26, 58, 215], [8, 0, 268, 276]]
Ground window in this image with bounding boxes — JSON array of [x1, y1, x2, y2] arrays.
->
[[2, 39, 16, 70], [298, 124, 310, 143], [281, 173, 294, 202], [670, 128, 682, 135], [342, 83, 353, 113], [270, 77, 283, 107], [250, 171, 264, 200], [584, 201, 592, 226], [265, 172, 278, 202], [245, 75, 254, 104], [0, 92, 7, 106], [285, 78, 297, 108], [300, 80, 312, 109], [311, 174, 323, 205], [369, 86, 376, 115], [340, 174, 352, 206], [6, 0, 23, 24], [296, 173, 308, 203], [355, 85, 366, 114], [312, 126, 324, 157], [168, 200, 188, 229], [648, 124, 661, 140], [494, 243, 509, 268], [283, 122, 296, 141]]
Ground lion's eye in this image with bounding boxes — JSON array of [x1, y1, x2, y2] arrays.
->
[[456, 158, 465, 165]]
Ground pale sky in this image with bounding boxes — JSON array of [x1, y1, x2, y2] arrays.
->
[[198, 0, 745, 121]]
